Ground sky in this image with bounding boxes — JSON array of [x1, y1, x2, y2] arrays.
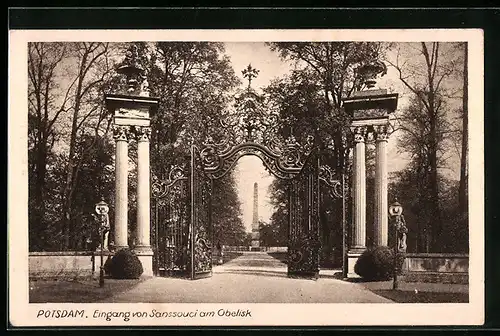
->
[[223, 42, 415, 232]]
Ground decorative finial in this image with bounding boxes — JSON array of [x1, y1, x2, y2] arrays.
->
[[242, 64, 259, 88], [356, 60, 388, 90], [116, 44, 146, 95]]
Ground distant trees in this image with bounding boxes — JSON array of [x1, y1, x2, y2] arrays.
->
[[260, 215, 288, 247], [28, 42, 69, 250], [458, 43, 468, 223], [211, 173, 247, 246], [264, 179, 288, 247]]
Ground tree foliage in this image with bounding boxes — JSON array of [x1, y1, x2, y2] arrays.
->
[[212, 173, 247, 246], [28, 42, 71, 250], [28, 42, 117, 250], [389, 42, 467, 252], [264, 42, 386, 258], [146, 42, 241, 178], [27, 41, 245, 251]]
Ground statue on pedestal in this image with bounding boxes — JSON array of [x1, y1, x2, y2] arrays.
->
[[92, 212, 110, 251], [395, 214, 408, 252], [103, 229, 110, 251]]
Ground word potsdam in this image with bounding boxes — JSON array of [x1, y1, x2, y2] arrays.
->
[[37, 310, 85, 318]]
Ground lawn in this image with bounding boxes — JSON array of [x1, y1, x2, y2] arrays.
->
[[29, 277, 145, 303], [354, 279, 469, 303], [372, 289, 469, 303]]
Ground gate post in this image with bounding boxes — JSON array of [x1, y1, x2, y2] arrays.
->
[[105, 44, 159, 276], [342, 61, 398, 278]]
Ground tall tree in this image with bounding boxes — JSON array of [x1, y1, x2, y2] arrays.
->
[[147, 42, 240, 179], [389, 42, 464, 251], [267, 178, 289, 247], [60, 42, 114, 249], [28, 42, 73, 250], [458, 42, 468, 218], [144, 42, 245, 245], [267, 42, 386, 174]]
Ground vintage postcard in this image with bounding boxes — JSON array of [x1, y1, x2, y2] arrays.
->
[[8, 28, 484, 326]]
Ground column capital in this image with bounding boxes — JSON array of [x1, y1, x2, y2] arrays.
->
[[351, 126, 368, 143], [113, 125, 132, 142], [373, 125, 389, 142], [134, 126, 152, 142]]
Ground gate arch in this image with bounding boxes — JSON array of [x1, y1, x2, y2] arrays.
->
[[200, 140, 312, 180]]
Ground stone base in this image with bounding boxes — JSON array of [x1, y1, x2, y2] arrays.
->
[[113, 245, 129, 251], [250, 247, 262, 252], [133, 247, 154, 277], [347, 250, 365, 278]]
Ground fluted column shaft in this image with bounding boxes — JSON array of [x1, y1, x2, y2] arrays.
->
[[113, 126, 130, 249], [374, 125, 389, 246], [352, 127, 367, 250], [135, 126, 152, 252]]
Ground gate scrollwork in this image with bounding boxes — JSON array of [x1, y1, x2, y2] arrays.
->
[[152, 164, 189, 277], [199, 85, 316, 180], [319, 164, 346, 199], [287, 153, 321, 279]]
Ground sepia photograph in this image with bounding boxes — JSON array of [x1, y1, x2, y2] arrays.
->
[[8, 28, 484, 326]]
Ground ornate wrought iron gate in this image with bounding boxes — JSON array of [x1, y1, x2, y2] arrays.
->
[[287, 153, 321, 278], [152, 74, 345, 280], [152, 146, 213, 280], [189, 145, 213, 279], [152, 166, 189, 277], [153, 150, 344, 280]]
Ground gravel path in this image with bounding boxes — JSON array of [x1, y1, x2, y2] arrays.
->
[[103, 252, 392, 303]]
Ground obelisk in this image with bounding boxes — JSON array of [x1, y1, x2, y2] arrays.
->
[[251, 182, 260, 250]]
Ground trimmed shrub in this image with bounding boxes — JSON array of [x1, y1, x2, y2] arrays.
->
[[108, 249, 143, 279], [354, 246, 405, 281]]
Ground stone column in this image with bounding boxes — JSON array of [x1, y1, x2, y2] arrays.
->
[[135, 126, 152, 253], [352, 126, 367, 250], [113, 125, 130, 249], [374, 125, 389, 246]]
